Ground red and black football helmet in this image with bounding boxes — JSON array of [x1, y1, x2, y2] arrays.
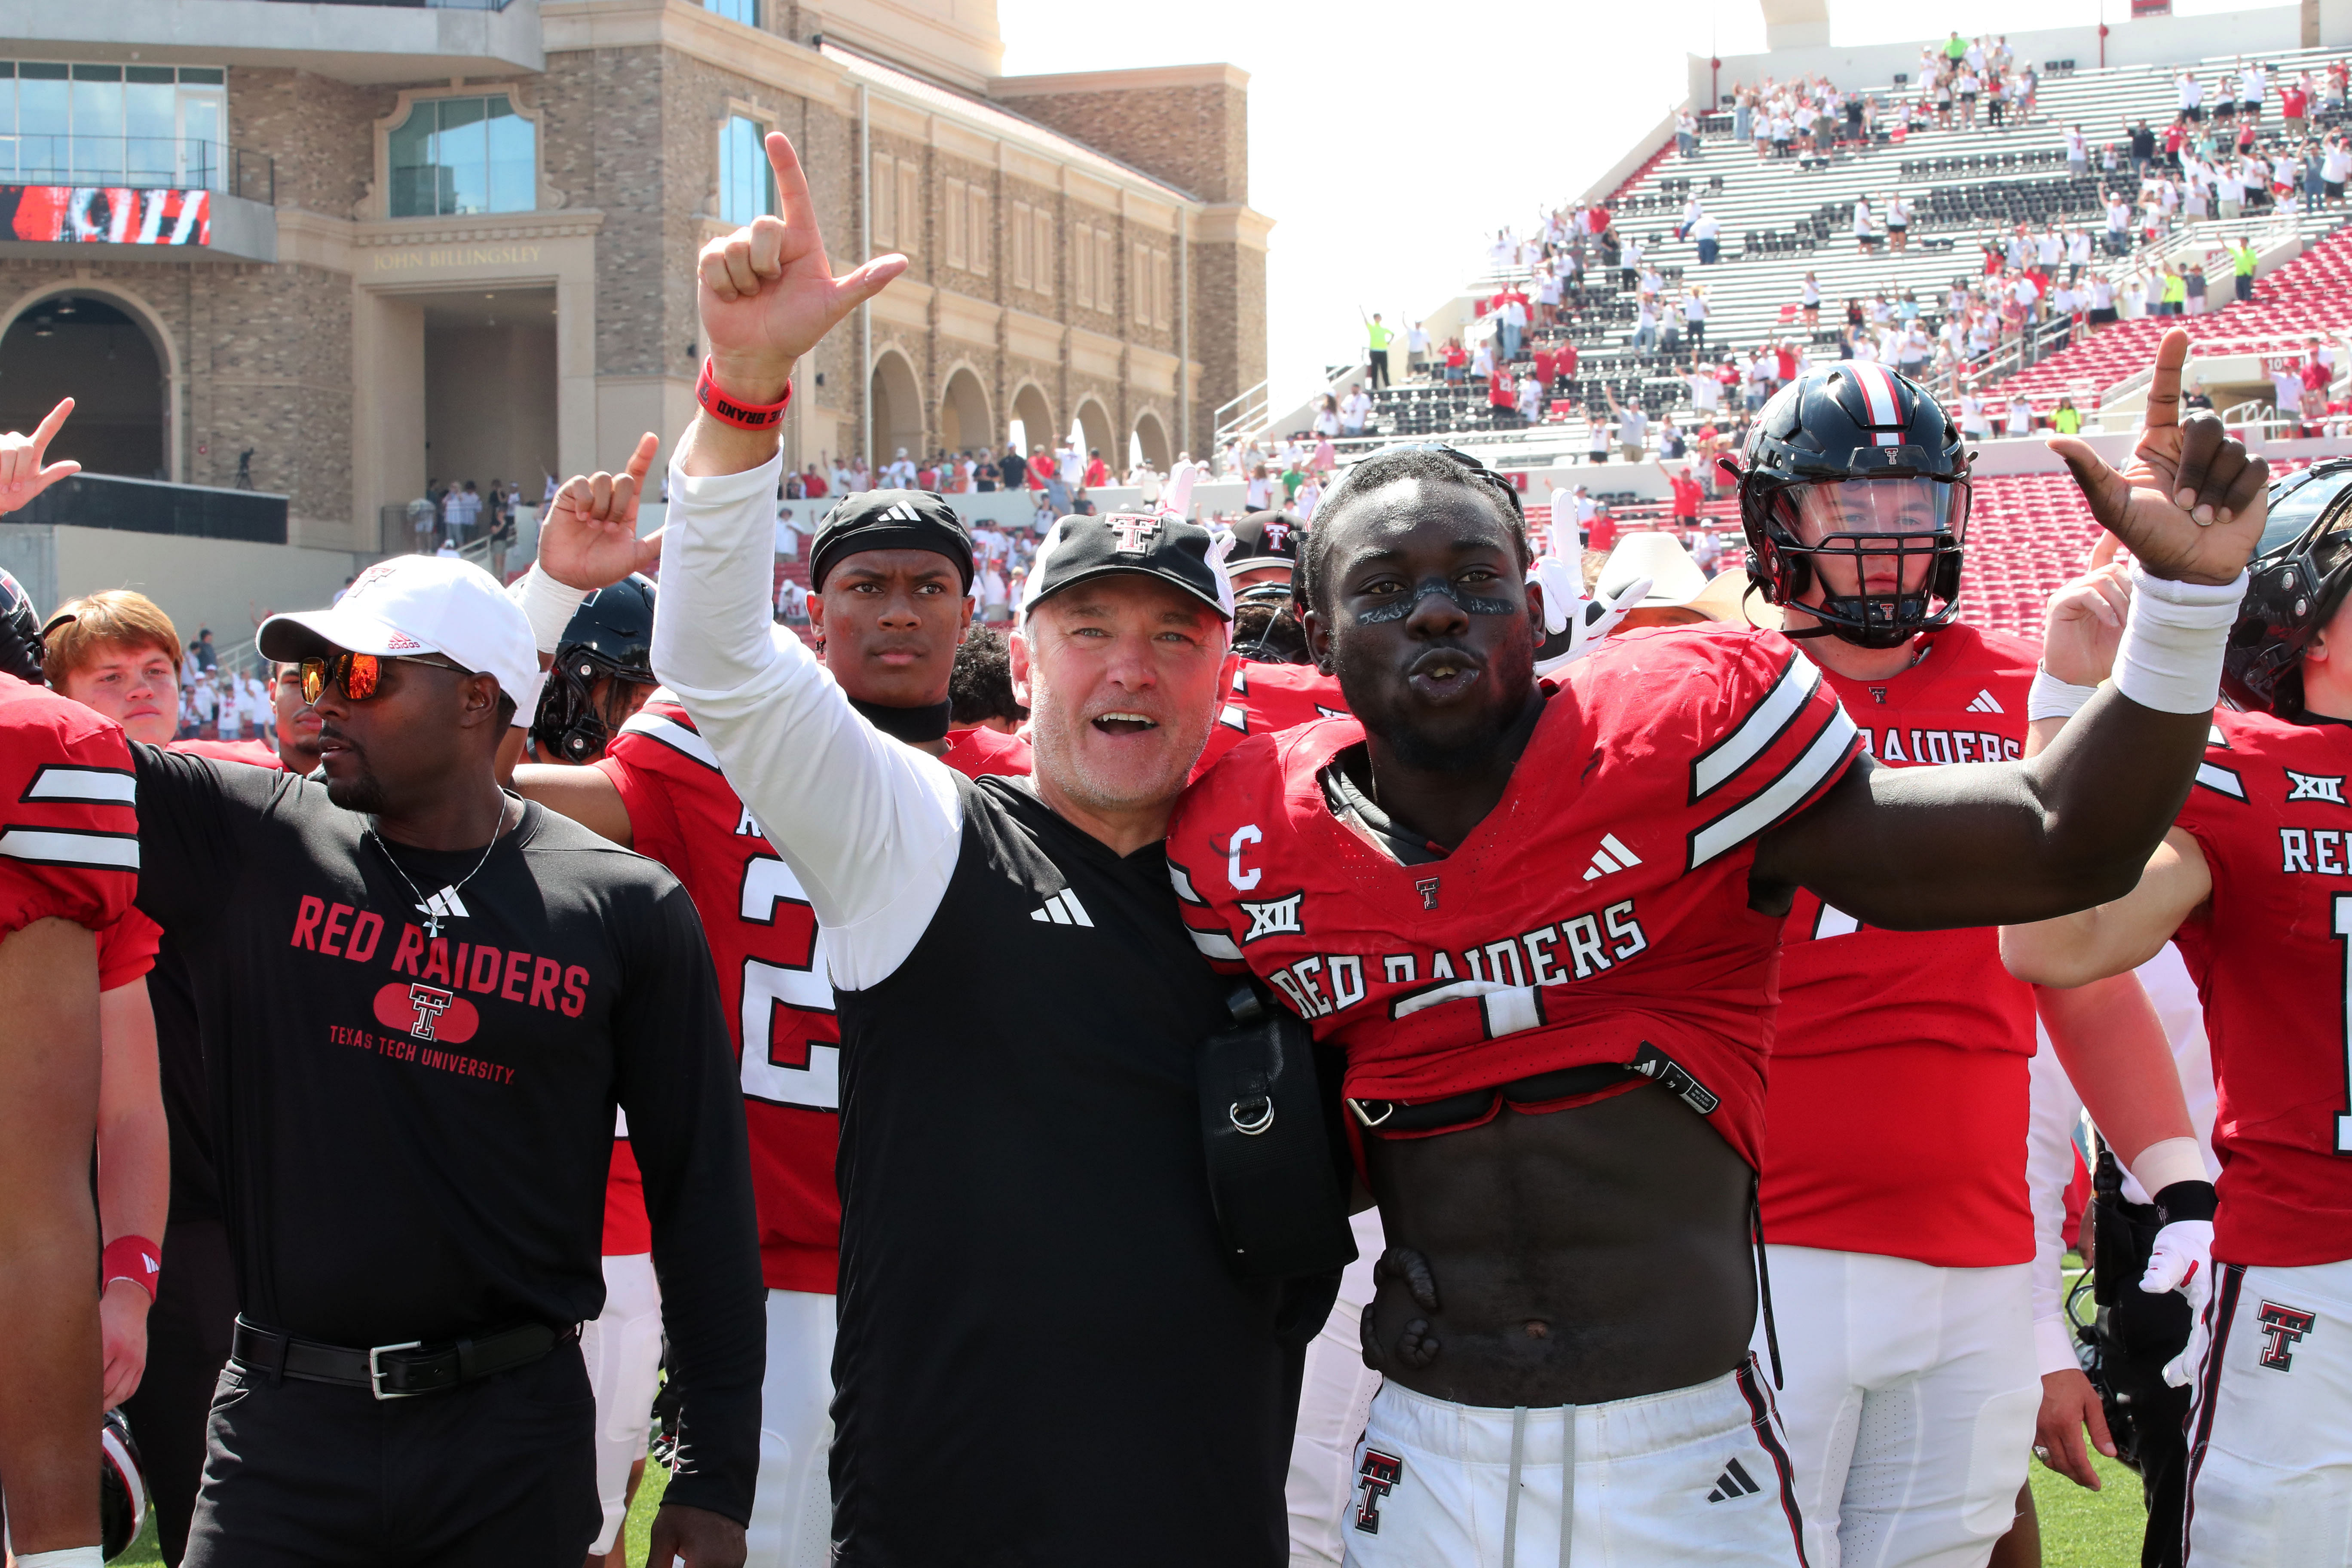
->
[[101, 1407, 149, 1560], [1730, 362, 1972, 649], [530, 574, 656, 763], [0, 564, 43, 683], [2221, 458, 2352, 716]]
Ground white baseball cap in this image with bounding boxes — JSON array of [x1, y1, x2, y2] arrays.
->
[[1596, 532, 1711, 610], [257, 554, 536, 705]]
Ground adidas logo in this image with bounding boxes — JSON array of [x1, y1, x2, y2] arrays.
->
[[1706, 1457, 1763, 1504], [876, 500, 923, 522], [1965, 689, 2004, 714], [1029, 889, 1094, 927], [416, 887, 470, 922], [1581, 832, 1644, 882]]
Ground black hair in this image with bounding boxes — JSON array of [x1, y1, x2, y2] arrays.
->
[[1298, 447, 1529, 619], [948, 625, 1025, 726]]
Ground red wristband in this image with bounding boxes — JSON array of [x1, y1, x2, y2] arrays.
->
[[102, 1235, 160, 1302], [696, 358, 792, 430]]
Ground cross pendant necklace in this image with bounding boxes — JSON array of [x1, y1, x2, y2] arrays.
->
[[369, 798, 511, 940]]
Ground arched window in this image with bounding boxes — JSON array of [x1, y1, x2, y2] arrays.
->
[[388, 95, 534, 218]]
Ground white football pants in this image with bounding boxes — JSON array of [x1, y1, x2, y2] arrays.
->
[[1341, 1362, 1806, 1567], [1753, 1246, 2038, 1568], [2184, 1257, 2352, 1567], [742, 1287, 836, 1568], [581, 1251, 665, 1556], [1290, 1210, 1387, 1565]]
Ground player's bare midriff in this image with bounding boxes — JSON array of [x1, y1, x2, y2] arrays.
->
[[1360, 1079, 1758, 1408]]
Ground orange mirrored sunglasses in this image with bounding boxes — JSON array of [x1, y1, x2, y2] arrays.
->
[[298, 650, 469, 704]]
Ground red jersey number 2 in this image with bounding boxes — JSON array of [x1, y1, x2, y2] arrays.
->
[[739, 854, 841, 1112]]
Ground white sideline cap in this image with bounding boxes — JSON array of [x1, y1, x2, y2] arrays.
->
[[1596, 532, 1711, 610], [257, 554, 536, 705]]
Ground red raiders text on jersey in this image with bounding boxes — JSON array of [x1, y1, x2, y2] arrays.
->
[[1191, 657, 1351, 781], [1763, 625, 2044, 1267], [2172, 706, 2352, 1267], [1168, 625, 1861, 1167], [0, 671, 139, 939]]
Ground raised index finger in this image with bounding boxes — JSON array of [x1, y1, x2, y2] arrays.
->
[[764, 132, 822, 250], [30, 396, 74, 453], [2144, 327, 2190, 432]]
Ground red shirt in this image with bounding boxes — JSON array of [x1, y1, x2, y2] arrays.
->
[[1776, 345, 1800, 381], [1669, 473, 1704, 515], [1761, 626, 2042, 1266], [1490, 370, 1516, 409], [173, 737, 285, 769], [2171, 707, 2352, 1265], [2284, 86, 2310, 117], [1588, 513, 1620, 553], [940, 724, 1034, 778], [1084, 457, 1109, 488], [1168, 627, 1860, 1170], [1445, 344, 1468, 369], [1533, 349, 1559, 385], [1026, 455, 1051, 490], [803, 472, 829, 498], [1191, 657, 1350, 779], [595, 694, 1033, 1282], [0, 671, 138, 941]]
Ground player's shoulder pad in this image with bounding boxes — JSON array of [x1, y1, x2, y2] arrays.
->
[[607, 692, 720, 775]]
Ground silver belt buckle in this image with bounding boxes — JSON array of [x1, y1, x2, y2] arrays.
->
[[368, 1340, 427, 1400]]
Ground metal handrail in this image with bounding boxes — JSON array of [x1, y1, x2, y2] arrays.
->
[[1211, 378, 1270, 453], [0, 136, 274, 205]]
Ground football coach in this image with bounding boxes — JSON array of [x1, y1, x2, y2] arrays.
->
[[123, 553, 764, 1566], [539, 130, 1316, 1565]]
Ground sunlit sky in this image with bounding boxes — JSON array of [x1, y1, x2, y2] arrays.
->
[[997, 0, 2245, 412]]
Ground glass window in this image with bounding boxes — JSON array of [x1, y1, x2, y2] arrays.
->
[[705, 0, 758, 23], [0, 62, 230, 189], [387, 95, 536, 218], [720, 115, 773, 226]]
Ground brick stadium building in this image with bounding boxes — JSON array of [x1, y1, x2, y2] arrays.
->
[[0, 0, 1270, 560]]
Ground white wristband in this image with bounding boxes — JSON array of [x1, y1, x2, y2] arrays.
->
[[513, 564, 591, 658], [2026, 668, 2099, 722], [2112, 566, 2247, 715], [2128, 1135, 2210, 1196], [17, 1550, 107, 1568], [2034, 1311, 2081, 1377]]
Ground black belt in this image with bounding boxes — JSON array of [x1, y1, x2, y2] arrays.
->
[[230, 1315, 572, 1401]]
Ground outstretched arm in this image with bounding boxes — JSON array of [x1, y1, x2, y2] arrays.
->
[[1755, 330, 2261, 928]]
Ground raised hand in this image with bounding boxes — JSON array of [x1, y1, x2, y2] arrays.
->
[[537, 432, 663, 592], [2040, 561, 2131, 686], [0, 398, 81, 517], [699, 132, 907, 404], [2046, 330, 2266, 585]]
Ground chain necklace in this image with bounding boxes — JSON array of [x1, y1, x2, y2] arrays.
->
[[368, 797, 513, 940]]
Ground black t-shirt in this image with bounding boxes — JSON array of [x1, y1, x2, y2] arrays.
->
[[830, 775, 1311, 1567], [129, 746, 766, 1521]]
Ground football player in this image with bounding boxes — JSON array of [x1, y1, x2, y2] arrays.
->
[[2001, 456, 2352, 1568], [1743, 367, 2210, 1568], [0, 392, 144, 1568], [1167, 331, 2267, 1567], [512, 441, 1026, 1568]]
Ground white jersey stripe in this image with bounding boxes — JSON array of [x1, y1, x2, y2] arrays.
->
[[0, 826, 141, 870], [22, 766, 136, 805], [1189, 926, 1243, 962], [1692, 653, 1825, 800], [2195, 761, 2248, 800], [620, 711, 723, 773], [1689, 704, 1859, 868], [1168, 861, 1205, 906]]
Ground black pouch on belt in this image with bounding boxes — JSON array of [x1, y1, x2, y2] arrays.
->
[[1197, 983, 1359, 1280]]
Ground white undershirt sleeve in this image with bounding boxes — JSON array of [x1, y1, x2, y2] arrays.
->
[[649, 451, 962, 989], [2025, 1032, 2088, 1377]]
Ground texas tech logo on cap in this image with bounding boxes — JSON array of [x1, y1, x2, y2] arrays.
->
[[1105, 513, 1162, 554]]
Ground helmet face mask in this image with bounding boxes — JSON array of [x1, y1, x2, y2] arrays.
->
[[1738, 364, 1971, 650], [2223, 460, 2352, 716], [1764, 474, 1970, 649]]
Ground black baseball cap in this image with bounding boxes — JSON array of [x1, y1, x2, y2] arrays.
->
[[1020, 511, 1234, 622], [811, 490, 973, 592]]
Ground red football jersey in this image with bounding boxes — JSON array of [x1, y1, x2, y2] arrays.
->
[[98, 906, 162, 992], [2171, 706, 2352, 1266], [1762, 625, 2043, 1266], [941, 724, 1033, 778], [0, 671, 139, 940], [1191, 657, 1351, 779], [172, 738, 285, 770], [1168, 625, 1861, 1167], [597, 693, 1034, 1289]]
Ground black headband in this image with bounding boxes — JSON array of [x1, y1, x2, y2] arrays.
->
[[811, 490, 974, 593]]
